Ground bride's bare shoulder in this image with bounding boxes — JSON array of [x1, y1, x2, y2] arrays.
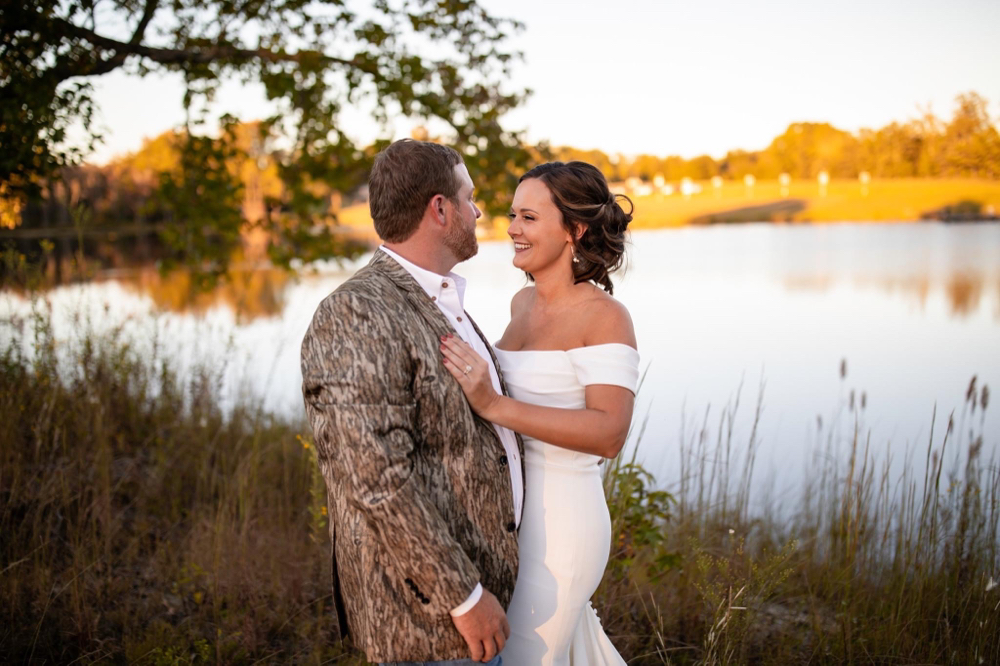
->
[[580, 288, 637, 349], [510, 286, 535, 317]]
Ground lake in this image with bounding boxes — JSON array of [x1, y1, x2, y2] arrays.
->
[[3, 222, 998, 501]]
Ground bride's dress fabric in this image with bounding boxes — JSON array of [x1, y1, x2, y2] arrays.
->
[[495, 343, 639, 666]]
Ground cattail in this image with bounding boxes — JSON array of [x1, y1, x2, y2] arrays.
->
[[982, 385, 990, 411], [817, 415, 823, 431], [849, 390, 855, 411], [969, 436, 983, 460], [840, 359, 847, 380], [967, 375, 977, 403], [948, 414, 954, 434], [861, 392, 867, 410]]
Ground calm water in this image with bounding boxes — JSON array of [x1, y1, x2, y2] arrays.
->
[[3, 222, 999, 499]]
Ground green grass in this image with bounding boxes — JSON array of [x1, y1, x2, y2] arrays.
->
[[2, 273, 998, 664]]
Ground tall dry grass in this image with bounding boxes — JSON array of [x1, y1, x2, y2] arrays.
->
[[597, 368, 999, 664], [1, 265, 356, 663], [2, 256, 998, 664]]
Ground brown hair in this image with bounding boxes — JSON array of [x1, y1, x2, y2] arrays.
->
[[519, 161, 633, 294], [368, 139, 463, 242]]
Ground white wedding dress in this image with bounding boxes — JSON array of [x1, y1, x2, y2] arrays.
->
[[495, 343, 639, 666]]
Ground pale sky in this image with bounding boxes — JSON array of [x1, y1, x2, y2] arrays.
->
[[82, 0, 1000, 164]]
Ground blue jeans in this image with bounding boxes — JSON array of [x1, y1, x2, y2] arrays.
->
[[381, 658, 501, 666]]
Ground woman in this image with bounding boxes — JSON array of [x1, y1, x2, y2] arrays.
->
[[440, 161, 637, 665]]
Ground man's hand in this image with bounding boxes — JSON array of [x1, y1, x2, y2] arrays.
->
[[451, 589, 510, 663]]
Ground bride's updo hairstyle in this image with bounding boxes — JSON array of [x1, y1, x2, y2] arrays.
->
[[519, 161, 633, 295]]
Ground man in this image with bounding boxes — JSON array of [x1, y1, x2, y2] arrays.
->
[[301, 139, 524, 665]]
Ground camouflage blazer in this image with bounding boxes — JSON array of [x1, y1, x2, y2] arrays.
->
[[300, 249, 524, 663]]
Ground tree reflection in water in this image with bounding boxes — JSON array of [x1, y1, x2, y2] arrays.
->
[[783, 272, 998, 320], [127, 262, 292, 322]]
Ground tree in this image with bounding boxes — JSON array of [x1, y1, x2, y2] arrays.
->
[[858, 123, 921, 178], [0, 0, 532, 274], [682, 155, 718, 181], [551, 146, 616, 178], [942, 92, 1000, 178], [764, 122, 859, 179]]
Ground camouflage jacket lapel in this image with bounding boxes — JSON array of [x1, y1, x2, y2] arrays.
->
[[465, 312, 508, 397], [465, 311, 527, 502], [369, 249, 458, 340]]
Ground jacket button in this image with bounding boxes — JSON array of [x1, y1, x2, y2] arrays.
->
[[499, 455, 508, 466], [506, 522, 516, 532], [421, 596, 430, 605], [405, 578, 414, 587]]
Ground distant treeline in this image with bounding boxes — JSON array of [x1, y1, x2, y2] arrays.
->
[[553, 91, 1000, 182], [3, 91, 997, 237]]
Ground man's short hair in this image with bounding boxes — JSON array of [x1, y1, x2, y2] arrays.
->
[[368, 139, 463, 242]]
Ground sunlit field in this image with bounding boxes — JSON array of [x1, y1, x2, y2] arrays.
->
[[334, 178, 1000, 240], [627, 178, 1000, 227]]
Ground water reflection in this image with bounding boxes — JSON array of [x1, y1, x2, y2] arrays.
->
[[122, 260, 999, 324], [945, 273, 987, 317], [108, 262, 999, 322], [2, 223, 997, 499], [10, 221, 998, 326], [121, 264, 292, 322], [783, 272, 999, 320]]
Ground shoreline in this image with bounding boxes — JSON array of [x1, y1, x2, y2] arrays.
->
[[334, 177, 1000, 238]]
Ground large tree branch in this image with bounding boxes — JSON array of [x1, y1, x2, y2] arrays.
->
[[49, 14, 376, 82], [73, 0, 161, 78]]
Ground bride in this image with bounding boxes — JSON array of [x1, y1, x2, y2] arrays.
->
[[440, 161, 637, 665]]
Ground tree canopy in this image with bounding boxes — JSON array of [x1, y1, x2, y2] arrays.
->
[[1, 0, 532, 273]]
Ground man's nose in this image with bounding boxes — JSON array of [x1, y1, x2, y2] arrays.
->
[[474, 203, 482, 220]]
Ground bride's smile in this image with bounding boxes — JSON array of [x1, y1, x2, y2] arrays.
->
[[508, 177, 576, 275]]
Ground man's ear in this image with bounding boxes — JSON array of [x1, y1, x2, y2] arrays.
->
[[428, 194, 448, 225]]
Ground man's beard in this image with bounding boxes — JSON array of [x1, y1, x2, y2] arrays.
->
[[444, 208, 478, 262]]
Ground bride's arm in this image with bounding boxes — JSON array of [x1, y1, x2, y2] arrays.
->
[[440, 335, 634, 459]]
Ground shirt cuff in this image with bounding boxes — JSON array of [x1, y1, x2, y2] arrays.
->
[[449, 583, 483, 617]]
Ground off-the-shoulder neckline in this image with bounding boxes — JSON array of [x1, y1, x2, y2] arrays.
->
[[493, 342, 638, 354]]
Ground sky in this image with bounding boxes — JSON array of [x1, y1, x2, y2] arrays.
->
[[82, 0, 1000, 164]]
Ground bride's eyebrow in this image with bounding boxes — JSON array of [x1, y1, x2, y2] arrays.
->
[[511, 207, 538, 214]]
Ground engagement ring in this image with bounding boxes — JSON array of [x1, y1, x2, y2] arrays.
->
[[463, 365, 472, 374]]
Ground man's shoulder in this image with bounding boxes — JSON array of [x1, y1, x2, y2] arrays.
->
[[317, 263, 403, 314], [303, 266, 411, 357]]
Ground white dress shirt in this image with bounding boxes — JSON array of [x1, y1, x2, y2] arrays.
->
[[380, 246, 523, 617]]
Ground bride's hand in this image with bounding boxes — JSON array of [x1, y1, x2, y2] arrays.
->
[[440, 334, 501, 418]]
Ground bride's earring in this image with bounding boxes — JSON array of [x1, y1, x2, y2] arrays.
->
[[571, 246, 580, 264]]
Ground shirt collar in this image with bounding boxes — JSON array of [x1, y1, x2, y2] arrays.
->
[[379, 245, 467, 308]]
